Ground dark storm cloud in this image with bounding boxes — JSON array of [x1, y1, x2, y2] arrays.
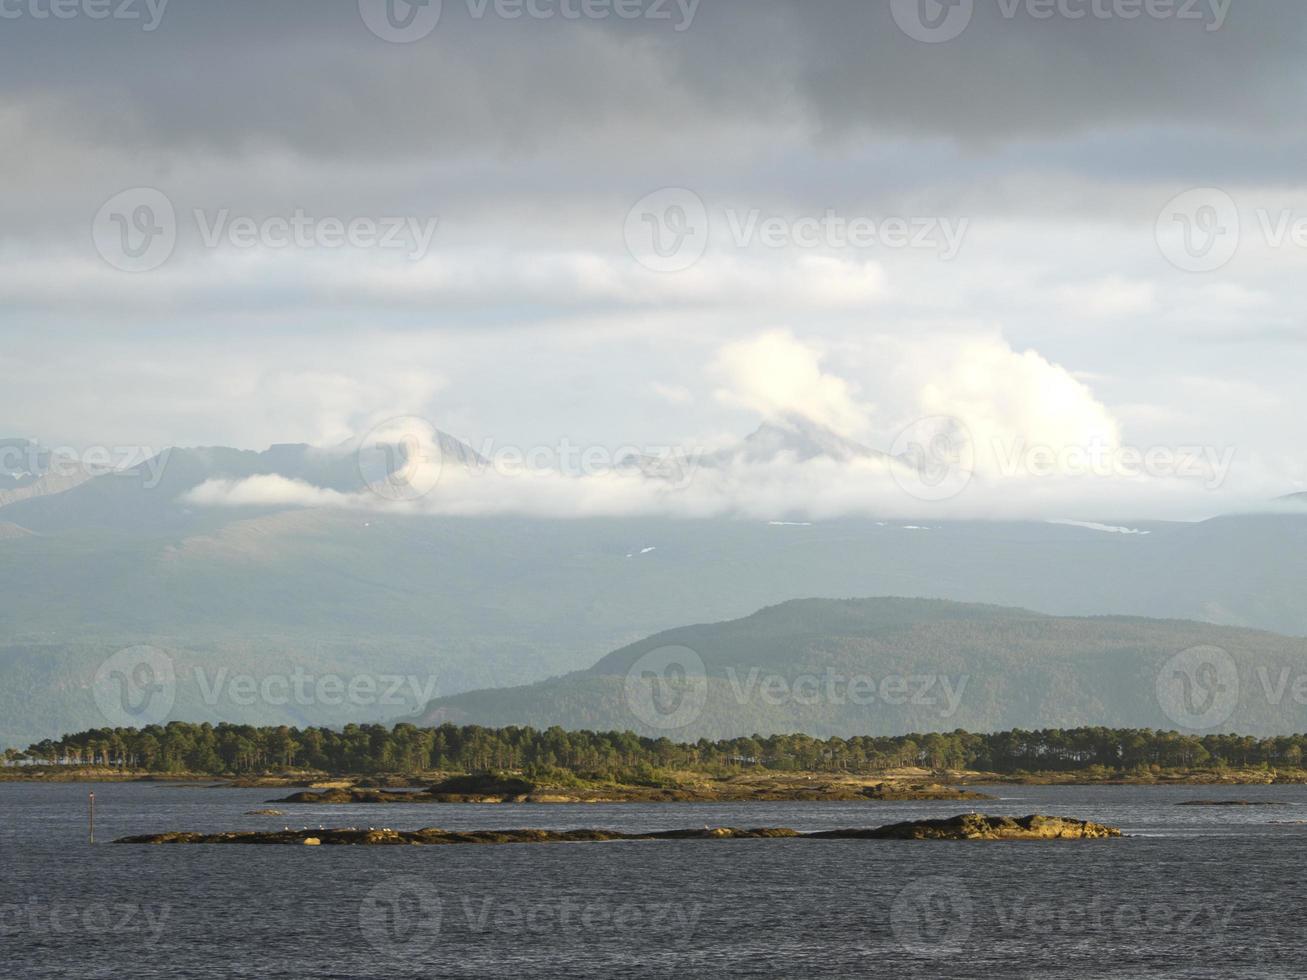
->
[[2, 0, 1305, 163]]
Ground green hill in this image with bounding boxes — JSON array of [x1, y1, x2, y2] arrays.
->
[[420, 598, 1307, 738]]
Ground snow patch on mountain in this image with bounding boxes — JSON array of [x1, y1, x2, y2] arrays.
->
[[1049, 519, 1150, 536]]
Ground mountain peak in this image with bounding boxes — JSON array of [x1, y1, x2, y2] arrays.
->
[[719, 415, 885, 466]]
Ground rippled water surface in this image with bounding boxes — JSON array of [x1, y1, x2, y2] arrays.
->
[[2, 781, 1305, 978]]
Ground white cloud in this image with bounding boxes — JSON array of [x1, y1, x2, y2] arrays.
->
[[650, 383, 694, 406], [186, 475, 351, 509], [1054, 276, 1156, 318], [711, 330, 873, 440], [884, 332, 1122, 479]]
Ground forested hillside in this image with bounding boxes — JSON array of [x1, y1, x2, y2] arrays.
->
[[421, 598, 1307, 737], [17, 722, 1305, 777]]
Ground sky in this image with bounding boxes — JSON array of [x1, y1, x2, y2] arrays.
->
[[2, 0, 1304, 520]]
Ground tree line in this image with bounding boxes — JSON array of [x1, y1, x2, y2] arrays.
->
[[8, 723, 1307, 776]]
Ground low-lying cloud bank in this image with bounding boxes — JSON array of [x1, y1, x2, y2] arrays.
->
[[183, 445, 1264, 523], [181, 331, 1288, 523]]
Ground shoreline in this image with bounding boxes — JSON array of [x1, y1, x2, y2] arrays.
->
[[7, 766, 1307, 800], [7, 765, 1306, 791], [268, 773, 993, 805]]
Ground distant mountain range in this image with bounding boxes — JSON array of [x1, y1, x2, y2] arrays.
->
[[419, 597, 1307, 738], [1, 423, 1306, 745]]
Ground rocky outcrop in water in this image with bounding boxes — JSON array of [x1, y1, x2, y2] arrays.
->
[[115, 813, 1119, 845], [115, 827, 802, 846], [270, 774, 990, 805], [1175, 800, 1285, 807], [809, 813, 1120, 840]]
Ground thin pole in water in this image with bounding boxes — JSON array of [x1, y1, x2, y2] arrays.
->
[[89, 792, 95, 845]]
